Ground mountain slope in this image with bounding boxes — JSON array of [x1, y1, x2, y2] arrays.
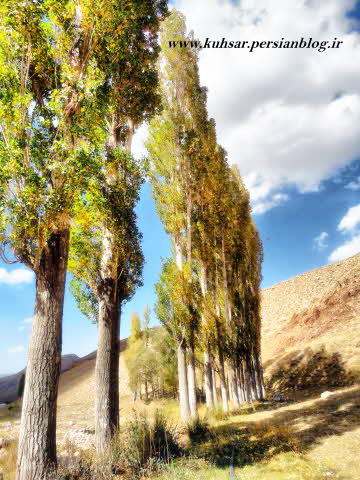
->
[[261, 253, 360, 391]]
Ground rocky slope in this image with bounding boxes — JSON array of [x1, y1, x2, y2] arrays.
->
[[261, 253, 360, 391]]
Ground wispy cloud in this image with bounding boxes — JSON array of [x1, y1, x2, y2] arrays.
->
[[252, 193, 288, 215], [0, 268, 34, 285], [18, 317, 33, 333], [329, 235, 360, 262], [313, 232, 329, 251], [338, 204, 360, 232], [329, 204, 360, 262], [8, 345, 25, 354], [345, 176, 360, 191]]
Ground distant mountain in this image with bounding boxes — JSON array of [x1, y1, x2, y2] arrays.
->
[[0, 354, 80, 404]]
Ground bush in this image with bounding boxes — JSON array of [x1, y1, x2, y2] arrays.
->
[[187, 417, 212, 444], [110, 410, 181, 477]]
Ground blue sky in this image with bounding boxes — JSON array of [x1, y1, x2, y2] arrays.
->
[[1, 0, 360, 374]]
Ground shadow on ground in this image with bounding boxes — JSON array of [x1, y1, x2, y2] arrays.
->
[[190, 385, 360, 472]]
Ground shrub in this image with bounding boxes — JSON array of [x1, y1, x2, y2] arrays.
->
[[110, 410, 181, 477], [187, 417, 212, 444]]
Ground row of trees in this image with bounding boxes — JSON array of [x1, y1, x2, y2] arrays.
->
[[125, 309, 178, 401], [0, 1, 167, 479], [0, 3, 264, 478], [147, 11, 265, 422]]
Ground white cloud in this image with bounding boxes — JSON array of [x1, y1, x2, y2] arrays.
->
[[313, 232, 329, 250], [337, 204, 360, 232], [0, 268, 34, 285], [329, 235, 360, 262], [172, 0, 360, 212], [345, 176, 360, 190], [329, 204, 360, 261], [8, 345, 25, 354], [22, 317, 33, 324], [252, 193, 288, 215]]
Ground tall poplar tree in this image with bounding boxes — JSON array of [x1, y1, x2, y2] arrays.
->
[[148, 9, 210, 420], [70, 0, 167, 453], [0, 2, 110, 477]]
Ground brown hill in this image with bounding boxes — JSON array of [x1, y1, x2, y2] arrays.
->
[[261, 253, 360, 391]]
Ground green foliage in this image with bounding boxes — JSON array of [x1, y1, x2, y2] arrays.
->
[[69, 151, 145, 306], [125, 309, 178, 398], [0, 0, 109, 268], [155, 257, 201, 343]]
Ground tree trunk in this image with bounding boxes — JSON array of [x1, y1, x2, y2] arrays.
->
[[145, 380, 149, 402], [187, 340, 197, 418], [110, 307, 120, 427], [95, 287, 119, 453], [231, 366, 241, 409], [215, 319, 229, 413], [211, 362, 219, 408], [254, 354, 266, 400], [203, 348, 213, 408], [16, 229, 69, 480], [95, 227, 120, 454], [219, 357, 229, 413], [177, 341, 191, 423], [237, 364, 246, 404]]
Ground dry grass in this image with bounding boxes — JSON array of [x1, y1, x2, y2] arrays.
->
[[1, 254, 359, 479], [0, 440, 17, 480]]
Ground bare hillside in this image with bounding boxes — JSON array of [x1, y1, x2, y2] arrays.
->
[[261, 253, 360, 391]]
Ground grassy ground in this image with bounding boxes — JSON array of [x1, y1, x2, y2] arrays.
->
[[156, 385, 360, 480], [1, 385, 359, 479]]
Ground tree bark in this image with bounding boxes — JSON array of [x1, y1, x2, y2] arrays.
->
[[177, 340, 191, 423], [215, 318, 229, 413], [231, 366, 241, 409], [187, 340, 197, 418], [211, 360, 219, 408], [203, 348, 213, 408], [16, 229, 69, 480], [110, 307, 120, 428], [95, 227, 120, 454]]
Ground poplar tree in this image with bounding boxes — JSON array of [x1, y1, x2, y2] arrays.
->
[[148, 9, 209, 420], [70, 0, 167, 453], [0, 2, 109, 477]]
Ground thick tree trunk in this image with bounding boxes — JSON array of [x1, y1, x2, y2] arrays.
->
[[95, 227, 120, 454], [187, 340, 197, 418], [177, 341, 191, 423], [203, 348, 213, 408], [95, 288, 119, 453], [110, 307, 120, 427], [16, 229, 69, 480]]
